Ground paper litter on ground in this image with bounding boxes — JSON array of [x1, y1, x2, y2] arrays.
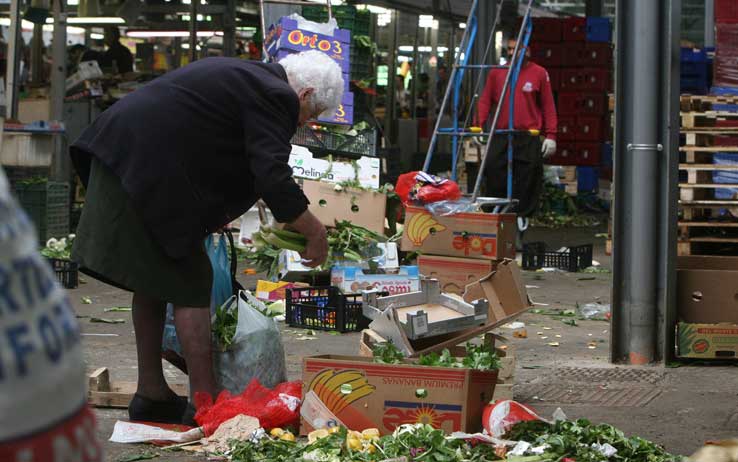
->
[[203, 415, 261, 453], [109, 421, 204, 444]]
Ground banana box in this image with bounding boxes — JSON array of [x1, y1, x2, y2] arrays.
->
[[401, 206, 516, 260], [300, 355, 498, 436]]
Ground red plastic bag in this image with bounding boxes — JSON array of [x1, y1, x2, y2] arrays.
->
[[395, 171, 462, 205], [194, 379, 302, 436], [482, 400, 546, 437]]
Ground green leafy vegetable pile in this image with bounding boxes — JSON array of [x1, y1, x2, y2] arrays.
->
[[371, 342, 501, 372]]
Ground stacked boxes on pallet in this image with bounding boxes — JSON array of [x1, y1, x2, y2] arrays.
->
[[713, 0, 738, 94], [265, 16, 354, 125], [530, 16, 612, 195], [681, 48, 712, 95]]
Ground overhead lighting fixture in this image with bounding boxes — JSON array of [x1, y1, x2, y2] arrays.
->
[[90, 32, 104, 39], [459, 22, 466, 29], [398, 45, 414, 52], [355, 4, 389, 14], [67, 0, 79, 4], [397, 55, 410, 62], [437, 46, 448, 52], [67, 16, 125, 24], [181, 43, 202, 50], [127, 30, 219, 38]]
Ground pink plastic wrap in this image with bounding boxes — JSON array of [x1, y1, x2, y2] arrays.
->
[[714, 23, 738, 89]]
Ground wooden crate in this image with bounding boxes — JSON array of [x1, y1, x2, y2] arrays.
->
[[88, 367, 188, 408], [681, 111, 738, 129], [680, 95, 738, 112]]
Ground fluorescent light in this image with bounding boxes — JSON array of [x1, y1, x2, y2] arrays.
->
[[181, 43, 202, 50], [377, 13, 391, 27], [355, 4, 389, 14], [437, 46, 448, 52], [419, 15, 434, 28], [398, 45, 414, 52], [418, 46, 432, 52], [459, 22, 466, 29], [398, 55, 410, 62], [68, 17, 125, 24], [127, 30, 219, 38], [67, 0, 79, 4], [90, 32, 104, 39]]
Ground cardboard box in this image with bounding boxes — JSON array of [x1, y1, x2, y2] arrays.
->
[[278, 243, 399, 282], [360, 259, 530, 357], [418, 255, 497, 295], [401, 206, 516, 260], [331, 265, 420, 294], [266, 17, 351, 71], [318, 91, 354, 126], [301, 354, 497, 435], [301, 179, 386, 234], [677, 256, 738, 323], [677, 322, 738, 359], [289, 146, 381, 189]]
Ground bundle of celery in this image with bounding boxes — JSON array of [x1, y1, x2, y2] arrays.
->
[[244, 221, 391, 279]]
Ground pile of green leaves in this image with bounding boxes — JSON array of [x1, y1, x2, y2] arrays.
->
[[507, 419, 681, 462], [372, 342, 501, 372], [533, 184, 605, 229], [230, 428, 348, 462], [212, 300, 238, 351], [40, 235, 75, 259]]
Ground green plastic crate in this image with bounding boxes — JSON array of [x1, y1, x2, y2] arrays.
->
[[13, 180, 70, 244], [301, 5, 371, 35]]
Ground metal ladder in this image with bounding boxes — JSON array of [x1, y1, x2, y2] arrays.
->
[[258, 0, 333, 61], [422, 0, 536, 210]]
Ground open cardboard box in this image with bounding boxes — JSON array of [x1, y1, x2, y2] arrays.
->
[[364, 259, 531, 357], [300, 179, 387, 234], [301, 353, 498, 436], [418, 255, 498, 295], [677, 256, 738, 323]]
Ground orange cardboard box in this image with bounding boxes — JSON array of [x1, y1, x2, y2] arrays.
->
[[418, 255, 498, 294], [301, 180, 386, 234], [301, 355, 497, 435], [401, 206, 516, 260]]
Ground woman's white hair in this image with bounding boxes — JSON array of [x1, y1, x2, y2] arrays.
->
[[279, 50, 344, 115]]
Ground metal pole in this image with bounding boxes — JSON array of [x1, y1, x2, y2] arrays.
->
[[5, 0, 23, 119], [31, 24, 44, 85], [383, 9, 399, 146], [411, 18, 420, 119], [50, 0, 68, 182], [173, 38, 182, 68], [471, 0, 533, 202], [611, 0, 677, 365], [189, 0, 199, 61], [704, 0, 715, 47], [223, 0, 236, 57]]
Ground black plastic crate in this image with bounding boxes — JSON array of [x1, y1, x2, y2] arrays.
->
[[47, 258, 79, 289], [286, 286, 369, 333], [13, 180, 70, 244], [522, 242, 593, 272], [292, 126, 377, 158]]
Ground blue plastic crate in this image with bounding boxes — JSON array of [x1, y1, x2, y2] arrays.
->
[[577, 166, 599, 192], [586, 17, 611, 43], [680, 47, 707, 63], [711, 86, 738, 96], [681, 61, 709, 76], [601, 142, 613, 167], [712, 104, 738, 113]]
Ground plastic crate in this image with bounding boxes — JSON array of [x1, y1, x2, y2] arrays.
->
[[575, 115, 605, 141], [285, 286, 368, 332], [563, 17, 587, 41], [13, 181, 70, 244], [292, 126, 377, 158], [531, 18, 563, 42], [3, 166, 50, 188], [562, 42, 584, 67], [586, 17, 611, 42], [558, 92, 607, 116], [576, 166, 599, 192], [680, 47, 707, 62], [716, 0, 738, 23], [530, 42, 563, 68], [302, 5, 371, 35], [558, 116, 577, 142], [47, 258, 79, 289], [522, 242, 593, 272], [581, 43, 612, 67]]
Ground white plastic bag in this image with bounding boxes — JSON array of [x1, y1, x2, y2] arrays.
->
[[288, 13, 338, 36], [213, 291, 287, 394]]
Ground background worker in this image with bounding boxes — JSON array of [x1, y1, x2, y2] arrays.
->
[[477, 38, 558, 230], [99, 26, 133, 74], [70, 50, 342, 425]]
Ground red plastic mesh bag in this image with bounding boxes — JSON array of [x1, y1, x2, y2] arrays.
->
[[194, 379, 302, 436], [395, 171, 462, 205]]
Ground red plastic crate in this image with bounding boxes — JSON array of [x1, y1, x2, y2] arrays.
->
[[547, 68, 561, 91], [562, 42, 585, 67], [575, 115, 605, 141], [558, 93, 607, 116], [581, 43, 613, 68], [558, 116, 577, 142], [560, 69, 583, 90], [549, 143, 601, 166], [563, 17, 586, 41], [524, 18, 564, 42], [531, 42, 563, 67], [579, 68, 611, 91], [716, 0, 738, 23]]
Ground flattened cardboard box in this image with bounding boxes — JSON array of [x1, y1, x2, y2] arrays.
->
[[401, 206, 516, 260], [677, 256, 738, 323], [301, 355, 497, 435], [418, 255, 498, 295], [301, 179, 386, 234], [677, 322, 738, 359]]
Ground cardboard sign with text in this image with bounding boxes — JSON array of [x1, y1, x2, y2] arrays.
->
[[401, 207, 516, 260], [677, 323, 738, 359], [289, 147, 381, 189], [301, 180, 387, 234], [301, 355, 497, 435], [331, 266, 420, 295], [418, 255, 497, 295]]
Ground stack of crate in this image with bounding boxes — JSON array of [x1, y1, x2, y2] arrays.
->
[[530, 17, 612, 195], [678, 95, 738, 256]]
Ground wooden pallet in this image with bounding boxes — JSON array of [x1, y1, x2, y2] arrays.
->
[[87, 368, 188, 408], [681, 112, 738, 129], [678, 238, 738, 256], [680, 95, 738, 112], [681, 132, 738, 147]]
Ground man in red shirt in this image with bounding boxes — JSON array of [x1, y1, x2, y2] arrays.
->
[[477, 38, 558, 219]]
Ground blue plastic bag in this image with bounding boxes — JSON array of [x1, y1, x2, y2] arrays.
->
[[162, 234, 233, 355]]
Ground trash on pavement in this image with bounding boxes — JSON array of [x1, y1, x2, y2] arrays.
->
[[578, 302, 611, 320]]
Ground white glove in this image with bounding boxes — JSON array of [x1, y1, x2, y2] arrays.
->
[[541, 139, 557, 158]]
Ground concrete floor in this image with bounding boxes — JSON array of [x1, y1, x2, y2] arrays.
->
[[69, 226, 737, 461]]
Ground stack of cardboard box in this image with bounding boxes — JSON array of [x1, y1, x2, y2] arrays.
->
[[400, 206, 517, 295]]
